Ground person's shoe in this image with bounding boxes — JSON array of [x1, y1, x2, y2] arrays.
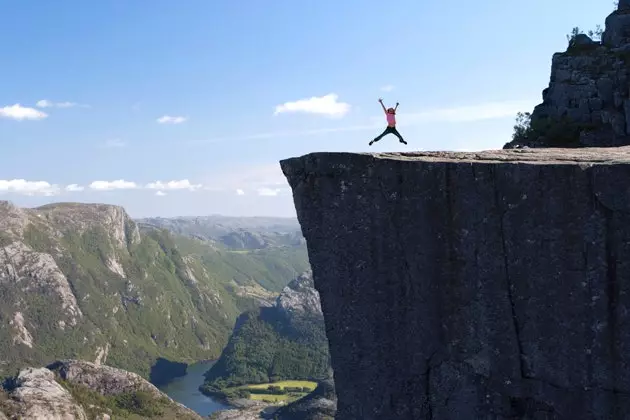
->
[[369, 140, 374, 146], [400, 139, 407, 145]]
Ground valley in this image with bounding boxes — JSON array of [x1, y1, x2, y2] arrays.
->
[[0, 200, 325, 418]]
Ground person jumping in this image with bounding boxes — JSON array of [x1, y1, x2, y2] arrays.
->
[[369, 98, 407, 146]]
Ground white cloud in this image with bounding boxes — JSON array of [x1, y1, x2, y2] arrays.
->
[[65, 184, 84, 192], [155, 191, 167, 196], [157, 115, 187, 124], [0, 104, 48, 121], [0, 179, 59, 196], [145, 180, 201, 191], [190, 99, 536, 147], [101, 139, 126, 148], [89, 180, 138, 191], [273, 93, 350, 117], [257, 187, 284, 197], [380, 85, 395, 92], [236, 189, 245, 196], [36, 99, 89, 109]]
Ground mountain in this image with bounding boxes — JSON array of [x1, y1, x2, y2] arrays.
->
[[137, 216, 305, 250], [201, 271, 330, 394], [0, 359, 201, 419], [0, 201, 308, 381]]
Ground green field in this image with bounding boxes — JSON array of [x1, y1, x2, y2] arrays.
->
[[249, 394, 291, 402], [225, 380, 318, 404], [245, 380, 317, 390]]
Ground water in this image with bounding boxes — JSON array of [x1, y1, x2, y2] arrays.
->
[[158, 361, 232, 416]]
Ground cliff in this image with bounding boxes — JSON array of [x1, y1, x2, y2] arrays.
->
[[281, 148, 630, 420], [504, 1, 630, 149]]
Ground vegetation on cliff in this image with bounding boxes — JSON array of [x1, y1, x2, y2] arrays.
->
[[200, 272, 330, 398], [200, 308, 329, 396]]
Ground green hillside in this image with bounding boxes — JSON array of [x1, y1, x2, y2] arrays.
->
[[0, 201, 309, 381], [201, 272, 330, 397]]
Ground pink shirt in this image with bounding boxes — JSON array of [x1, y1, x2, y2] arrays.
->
[[386, 112, 396, 126]]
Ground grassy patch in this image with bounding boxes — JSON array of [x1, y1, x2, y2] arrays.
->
[[219, 380, 318, 404], [245, 380, 317, 390], [249, 393, 292, 402]]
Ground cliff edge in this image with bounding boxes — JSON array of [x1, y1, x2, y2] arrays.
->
[[280, 148, 630, 420]]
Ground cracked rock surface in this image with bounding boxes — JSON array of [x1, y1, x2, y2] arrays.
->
[[280, 148, 630, 420]]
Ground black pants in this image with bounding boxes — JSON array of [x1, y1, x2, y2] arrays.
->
[[373, 125, 404, 142]]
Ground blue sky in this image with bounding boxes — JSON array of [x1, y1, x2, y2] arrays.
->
[[0, 0, 614, 217]]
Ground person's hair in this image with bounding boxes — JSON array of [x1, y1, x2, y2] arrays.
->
[[387, 108, 395, 113]]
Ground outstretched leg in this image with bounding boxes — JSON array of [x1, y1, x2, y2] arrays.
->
[[391, 127, 407, 145], [369, 127, 392, 146]]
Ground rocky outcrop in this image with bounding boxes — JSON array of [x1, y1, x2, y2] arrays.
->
[[34, 202, 141, 250], [209, 406, 263, 420], [281, 149, 630, 419], [0, 241, 83, 326], [504, 2, 630, 149], [1, 360, 202, 420], [276, 270, 321, 318], [48, 360, 166, 397], [5, 367, 88, 420]]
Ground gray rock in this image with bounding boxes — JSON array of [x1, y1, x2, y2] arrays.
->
[[3, 360, 202, 420], [281, 149, 630, 420], [209, 407, 262, 420], [573, 33, 596, 46], [276, 270, 322, 317], [603, 11, 630, 48], [504, 6, 630, 149], [10, 367, 88, 420], [49, 359, 161, 396]]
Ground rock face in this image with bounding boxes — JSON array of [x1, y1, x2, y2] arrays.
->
[[281, 149, 630, 420], [276, 270, 322, 318], [504, 3, 630, 149], [6, 367, 88, 420], [49, 359, 163, 396]]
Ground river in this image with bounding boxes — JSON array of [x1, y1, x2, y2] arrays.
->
[[157, 360, 232, 416]]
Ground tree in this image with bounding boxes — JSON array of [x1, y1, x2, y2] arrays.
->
[[512, 112, 532, 143]]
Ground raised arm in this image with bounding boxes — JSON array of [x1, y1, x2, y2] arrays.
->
[[394, 102, 399, 112], [378, 98, 387, 112]]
